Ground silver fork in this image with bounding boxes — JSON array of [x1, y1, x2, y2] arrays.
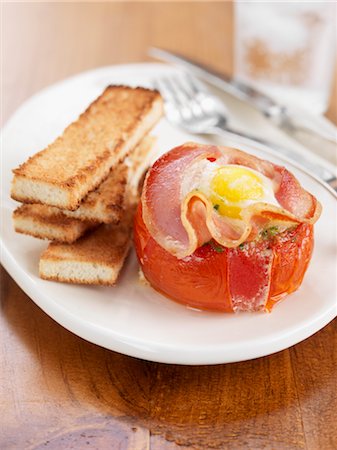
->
[[154, 75, 337, 191]]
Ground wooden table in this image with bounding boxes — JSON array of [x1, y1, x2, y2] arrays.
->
[[2, 3, 336, 449]]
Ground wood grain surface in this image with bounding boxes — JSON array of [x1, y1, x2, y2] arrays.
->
[[1, 3, 336, 449]]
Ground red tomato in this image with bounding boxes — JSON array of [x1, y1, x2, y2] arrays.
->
[[134, 203, 314, 312]]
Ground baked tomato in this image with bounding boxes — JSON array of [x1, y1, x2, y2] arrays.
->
[[135, 143, 320, 312], [134, 203, 314, 312]]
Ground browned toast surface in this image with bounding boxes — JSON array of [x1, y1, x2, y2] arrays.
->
[[62, 134, 155, 223], [61, 163, 127, 223], [13, 135, 155, 238], [39, 215, 133, 285], [11, 86, 163, 210]]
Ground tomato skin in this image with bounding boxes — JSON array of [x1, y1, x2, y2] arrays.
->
[[267, 223, 314, 311], [134, 203, 314, 312]]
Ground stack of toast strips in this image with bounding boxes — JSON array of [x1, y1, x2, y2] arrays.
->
[[11, 86, 163, 285]]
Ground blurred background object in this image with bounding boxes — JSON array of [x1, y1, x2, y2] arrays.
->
[[2, 2, 336, 126], [234, 1, 336, 114]]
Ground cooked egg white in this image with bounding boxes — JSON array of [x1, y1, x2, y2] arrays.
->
[[181, 160, 279, 219]]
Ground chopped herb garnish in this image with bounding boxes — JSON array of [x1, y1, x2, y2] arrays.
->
[[213, 204, 220, 211], [238, 243, 245, 250], [269, 226, 279, 236], [209, 241, 224, 253], [262, 226, 279, 239]]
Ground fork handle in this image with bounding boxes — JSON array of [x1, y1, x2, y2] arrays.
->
[[210, 125, 337, 192]]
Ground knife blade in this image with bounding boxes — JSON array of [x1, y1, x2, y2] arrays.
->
[[149, 47, 337, 191], [149, 47, 337, 145]]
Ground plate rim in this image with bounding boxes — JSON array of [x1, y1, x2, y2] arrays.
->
[[1, 241, 336, 365], [1, 62, 336, 365]]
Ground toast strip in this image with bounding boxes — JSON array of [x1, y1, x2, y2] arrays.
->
[[12, 135, 156, 239], [11, 86, 163, 210], [123, 135, 155, 204], [39, 215, 133, 286], [61, 135, 155, 223], [13, 204, 94, 243], [61, 163, 127, 224]]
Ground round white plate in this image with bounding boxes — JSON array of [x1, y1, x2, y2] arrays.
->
[[1, 63, 336, 365]]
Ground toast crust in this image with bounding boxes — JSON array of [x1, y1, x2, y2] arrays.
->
[[39, 217, 133, 285], [61, 163, 127, 223], [13, 135, 156, 235], [11, 86, 163, 210], [61, 135, 155, 223], [13, 204, 94, 243]]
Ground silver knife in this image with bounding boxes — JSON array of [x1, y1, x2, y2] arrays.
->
[[149, 47, 337, 191], [149, 47, 337, 145]]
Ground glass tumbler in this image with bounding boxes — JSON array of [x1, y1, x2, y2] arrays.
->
[[234, 1, 336, 114]]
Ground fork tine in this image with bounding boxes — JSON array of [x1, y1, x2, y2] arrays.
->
[[164, 76, 190, 107], [155, 74, 200, 103], [184, 73, 227, 117], [185, 73, 209, 96], [154, 77, 183, 110], [172, 75, 206, 116], [170, 75, 195, 100], [153, 77, 184, 121], [153, 78, 173, 102], [155, 74, 213, 124]]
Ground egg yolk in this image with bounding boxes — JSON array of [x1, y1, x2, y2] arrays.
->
[[210, 166, 264, 218]]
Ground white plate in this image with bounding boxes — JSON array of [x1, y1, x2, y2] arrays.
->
[[1, 63, 336, 365]]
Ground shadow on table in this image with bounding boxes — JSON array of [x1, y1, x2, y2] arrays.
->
[[1, 267, 336, 449]]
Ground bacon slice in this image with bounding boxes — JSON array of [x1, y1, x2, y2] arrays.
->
[[142, 143, 223, 256], [227, 244, 273, 312], [141, 143, 321, 259], [274, 166, 319, 219]]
